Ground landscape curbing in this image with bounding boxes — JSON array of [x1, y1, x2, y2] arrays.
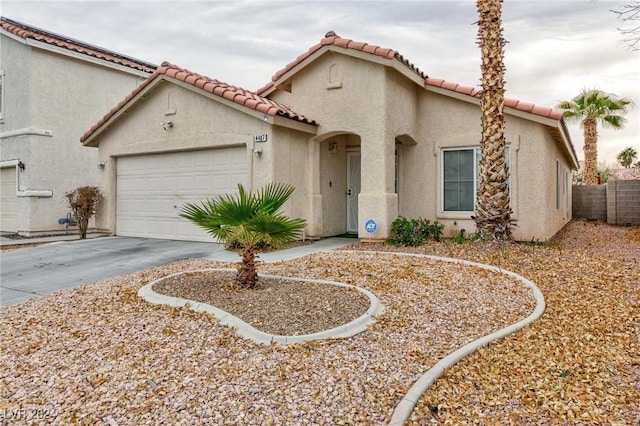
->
[[139, 242, 544, 423], [138, 268, 384, 345], [360, 252, 547, 426]]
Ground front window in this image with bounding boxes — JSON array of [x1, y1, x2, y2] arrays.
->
[[442, 146, 511, 212]]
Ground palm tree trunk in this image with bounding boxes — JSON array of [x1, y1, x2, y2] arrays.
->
[[474, 0, 513, 241], [582, 116, 598, 184], [237, 246, 258, 289]]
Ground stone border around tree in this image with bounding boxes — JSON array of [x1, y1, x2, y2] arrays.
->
[[138, 268, 384, 345]]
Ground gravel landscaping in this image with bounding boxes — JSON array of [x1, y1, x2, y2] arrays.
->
[[151, 270, 371, 336], [1, 246, 534, 424], [0, 220, 636, 424]]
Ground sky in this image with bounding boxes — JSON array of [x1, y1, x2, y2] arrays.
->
[[3, 0, 639, 167]]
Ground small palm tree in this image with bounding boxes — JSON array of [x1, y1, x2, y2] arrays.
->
[[557, 89, 633, 184], [180, 183, 306, 289], [617, 146, 638, 168]]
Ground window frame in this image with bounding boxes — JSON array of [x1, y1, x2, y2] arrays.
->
[[441, 145, 511, 213]]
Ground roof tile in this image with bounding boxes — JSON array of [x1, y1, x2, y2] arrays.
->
[[1, 16, 156, 73], [257, 32, 565, 123], [257, 31, 426, 95], [81, 61, 316, 143], [425, 77, 563, 120]]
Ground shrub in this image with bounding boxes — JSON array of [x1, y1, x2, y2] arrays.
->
[[451, 229, 467, 244], [65, 186, 102, 239], [388, 217, 442, 246], [428, 221, 444, 242]]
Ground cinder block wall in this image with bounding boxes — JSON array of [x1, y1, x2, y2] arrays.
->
[[607, 180, 640, 225], [572, 185, 607, 221]]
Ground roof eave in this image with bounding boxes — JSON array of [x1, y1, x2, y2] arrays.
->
[[82, 76, 162, 147], [260, 44, 425, 97], [26, 38, 153, 78], [504, 108, 579, 170], [169, 77, 318, 134]]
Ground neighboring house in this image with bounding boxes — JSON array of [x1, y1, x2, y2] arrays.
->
[[613, 168, 640, 180], [81, 31, 578, 242], [574, 160, 640, 182], [0, 17, 155, 236]]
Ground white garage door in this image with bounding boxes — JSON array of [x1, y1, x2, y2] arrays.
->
[[116, 147, 248, 242], [0, 167, 19, 233]]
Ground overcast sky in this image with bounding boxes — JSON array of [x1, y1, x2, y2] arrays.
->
[[3, 0, 639, 166]]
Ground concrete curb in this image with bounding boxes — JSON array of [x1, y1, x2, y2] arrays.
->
[[358, 252, 546, 426], [138, 268, 384, 345]]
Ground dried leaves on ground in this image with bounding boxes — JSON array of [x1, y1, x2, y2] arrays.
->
[[400, 221, 639, 425], [1, 247, 532, 424], [0, 220, 637, 425]]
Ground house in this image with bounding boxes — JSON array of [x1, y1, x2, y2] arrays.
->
[[0, 17, 156, 236], [81, 31, 578, 242]]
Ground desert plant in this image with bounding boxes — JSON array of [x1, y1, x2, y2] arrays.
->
[[428, 221, 444, 242], [474, 0, 513, 241], [388, 217, 441, 246], [558, 89, 633, 184], [65, 186, 102, 239], [451, 229, 467, 244], [180, 183, 306, 289], [617, 146, 638, 168]]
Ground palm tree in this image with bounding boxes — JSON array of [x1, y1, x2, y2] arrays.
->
[[557, 89, 633, 184], [617, 146, 638, 168], [180, 183, 306, 289], [473, 0, 513, 241]]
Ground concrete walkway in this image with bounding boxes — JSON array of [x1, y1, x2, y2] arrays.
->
[[0, 235, 357, 307], [205, 237, 357, 263]]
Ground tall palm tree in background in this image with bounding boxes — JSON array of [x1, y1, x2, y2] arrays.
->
[[617, 146, 638, 168], [473, 0, 513, 241], [181, 183, 306, 289], [557, 89, 633, 184]]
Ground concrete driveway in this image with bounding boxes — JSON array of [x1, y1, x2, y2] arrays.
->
[[0, 237, 222, 307]]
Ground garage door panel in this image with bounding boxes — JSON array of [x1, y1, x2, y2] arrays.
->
[[0, 167, 19, 232], [116, 147, 247, 241]]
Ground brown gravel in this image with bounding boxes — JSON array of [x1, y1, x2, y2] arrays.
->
[[0, 245, 533, 424], [1, 220, 635, 425], [381, 220, 639, 425], [152, 270, 371, 336]]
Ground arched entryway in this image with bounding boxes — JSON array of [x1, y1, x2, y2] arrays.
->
[[307, 133, 361, 237]]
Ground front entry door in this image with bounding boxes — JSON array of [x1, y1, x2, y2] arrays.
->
[[346, 151, 361, 233]]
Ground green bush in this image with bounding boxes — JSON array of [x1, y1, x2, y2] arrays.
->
[[388, 217, 443, 246], [451, 229, 467, 244], [428, 221, 444, 242]]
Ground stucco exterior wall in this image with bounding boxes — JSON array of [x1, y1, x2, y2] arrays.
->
[[399, 90, 572, 241], [91, 83, 278, 234], [269, 52, 425, 238], [0, 33, 149, 235]]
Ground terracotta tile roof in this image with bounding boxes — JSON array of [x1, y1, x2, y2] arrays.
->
[[257, 31, 427, 95], [425, 77, 565, 120], [257, 31, 565, 123], [1, 16, 156, 73], [81, 61, 316, 143]]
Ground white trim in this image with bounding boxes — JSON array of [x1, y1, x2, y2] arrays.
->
[[440, 145, 511, 215], [0, 160, 53, 198], [0, 128, 53, 139]]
